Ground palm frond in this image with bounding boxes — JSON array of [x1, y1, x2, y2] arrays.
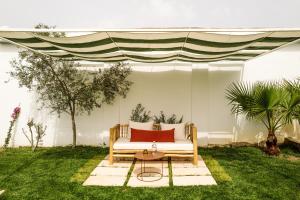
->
[[226, 79, 300, 131], [225, 82, 254, 118]]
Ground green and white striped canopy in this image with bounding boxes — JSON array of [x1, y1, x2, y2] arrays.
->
[[1, 29, 300, 63]]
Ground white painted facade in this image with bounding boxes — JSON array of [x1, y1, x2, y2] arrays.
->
[[0, 42, 300, 147]]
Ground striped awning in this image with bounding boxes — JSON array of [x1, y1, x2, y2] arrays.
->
[[1, 29, 300, 63]]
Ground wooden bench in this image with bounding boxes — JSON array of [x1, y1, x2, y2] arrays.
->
[[109, 123, 198, 165]]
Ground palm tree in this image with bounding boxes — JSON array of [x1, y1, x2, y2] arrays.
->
[[226, 80, 300, 155], [282, 79, 300, 123]]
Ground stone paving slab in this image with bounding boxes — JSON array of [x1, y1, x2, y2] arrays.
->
[[172, 155, 207, 167], [172, 167, 211, 176], [83, 175, 126, 186], [171, 155, 203, 161], [171, 160, 207, 168], [103, 155, 109, 160], [91, 166, 130, 176], [98, 160, 133, 168], [84, 155, 132, 186], [127, 177, 169, 187], [171, 155, 216, 186], [84, 154, 217, 187], [173, 176, 217, 186]]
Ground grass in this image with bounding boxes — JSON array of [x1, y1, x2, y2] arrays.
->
[[70, 154, 103, 183], [202, 155, 232, 182], [168, 157, 173, 186], [0, 146, 299, 200], [124, 159, 136, 186]]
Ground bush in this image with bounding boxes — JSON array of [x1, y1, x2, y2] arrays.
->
[[130, 104, 151, 122], [154, 111, 183, 124], [22, 118, 47, 152]]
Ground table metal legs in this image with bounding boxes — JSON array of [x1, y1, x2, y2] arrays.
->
[[137, 159, 163, 182]]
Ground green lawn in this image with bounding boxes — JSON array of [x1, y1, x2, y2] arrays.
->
[[0, 146, 299, 200]]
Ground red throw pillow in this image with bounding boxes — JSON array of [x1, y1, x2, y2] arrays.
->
[[155, 129, 175, 142], [130, 128, 175, 142]]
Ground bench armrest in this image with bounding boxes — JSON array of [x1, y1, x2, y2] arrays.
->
[[109, 124, 119, 149], [109, 124, 120, 164], [192, 126, 198, 148], [191, 125, 198, 165]]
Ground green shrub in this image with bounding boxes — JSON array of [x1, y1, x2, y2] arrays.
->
[[154, 111, 183, 124], [130, 103, 151, 122]]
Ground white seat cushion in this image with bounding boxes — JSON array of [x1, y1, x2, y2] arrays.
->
[[113, 137, 193, 151]]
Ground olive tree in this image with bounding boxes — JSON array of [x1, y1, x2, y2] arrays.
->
[[10, 25, 132, 147]]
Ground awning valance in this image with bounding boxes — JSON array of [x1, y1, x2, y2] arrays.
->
[[1, 29, 300, 63]]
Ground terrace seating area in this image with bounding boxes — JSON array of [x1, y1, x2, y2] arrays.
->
[[109, 122, 198, 165], [0, 26, 299, 198]]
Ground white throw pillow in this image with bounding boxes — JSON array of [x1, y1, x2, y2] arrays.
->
[[160, 123, 185, 140], [128, 121, 154, 138]]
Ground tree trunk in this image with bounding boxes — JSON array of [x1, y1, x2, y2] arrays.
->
[[265, 130, 280, 155], [30, 127, 34, 152], [71, 112, 77, 148]]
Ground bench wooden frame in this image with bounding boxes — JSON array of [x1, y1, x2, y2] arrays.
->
[[109, 123, 198, 165]]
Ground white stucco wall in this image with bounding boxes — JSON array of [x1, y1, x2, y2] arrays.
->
[[0, 41, 299, 147]]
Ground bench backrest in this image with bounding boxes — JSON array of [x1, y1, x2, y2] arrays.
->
[[115, 123, 194, 139]]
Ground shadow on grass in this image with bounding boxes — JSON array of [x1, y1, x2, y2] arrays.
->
[[200, 147, 260, 163], [280, 145, 300, 156], [0, 146, 107, 187], [0, 151, 42, 185], [39, 146, 108, 160]]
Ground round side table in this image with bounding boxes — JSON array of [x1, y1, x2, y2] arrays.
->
[[134, 151, 165, 182]]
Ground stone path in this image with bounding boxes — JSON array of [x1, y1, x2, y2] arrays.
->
[[83, 155, 217, 187], [172, 156, 217, 186], [83, 156, 132, 186]]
